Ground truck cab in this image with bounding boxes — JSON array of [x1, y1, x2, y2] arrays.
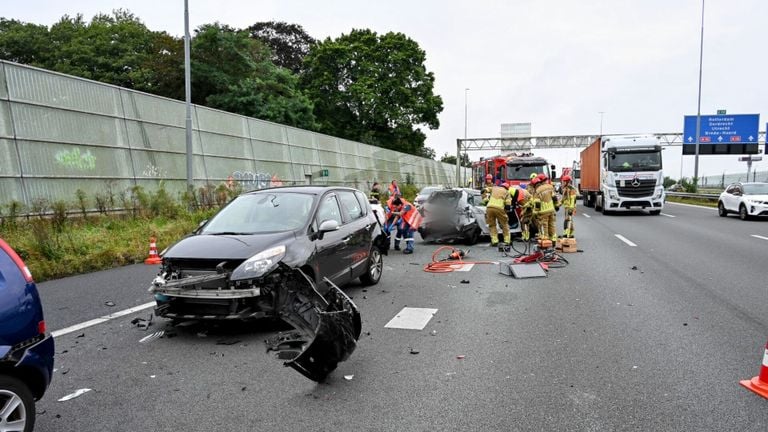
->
[[588, 135, 665, 215]]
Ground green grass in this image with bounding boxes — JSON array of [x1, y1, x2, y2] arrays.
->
[[666, 196, 718, 208], [0, 210, 215, 282]]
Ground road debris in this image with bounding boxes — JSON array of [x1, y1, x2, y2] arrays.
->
[[76, 333, 84, 338], [460, 280, 470, 284], [409, 348, 420, 355], [131, 314, 153, 330], [215, 339, 241, 345], [631, 266, 638, 270], [104, 301, 116, 307], [139, 331, 164, 344], [58, 388, 92, 402], [456, 355, 466, 360], [344, 375, 354, 381]]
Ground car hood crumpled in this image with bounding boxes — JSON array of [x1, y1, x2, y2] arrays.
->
[[164, 231, 296, 260]]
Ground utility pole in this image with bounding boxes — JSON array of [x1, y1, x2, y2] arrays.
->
[[184, 0, 193, 193], [693, 0, 705, 192], [463, 88, 469, 187]]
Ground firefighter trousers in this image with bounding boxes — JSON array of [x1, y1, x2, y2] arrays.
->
[[486, 206, 510, 244], [537, 211, 556, 241], [563, 208, 575, 237]]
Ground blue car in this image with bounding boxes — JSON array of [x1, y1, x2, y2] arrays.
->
[[0, 238, 54, 432]]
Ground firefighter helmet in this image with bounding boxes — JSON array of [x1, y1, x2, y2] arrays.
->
[[537, 173, 548, 181], [485, 174, 493, 181], [529, 173, 537, 180], [529, 177, 541, 186], [561, 174, 572, 182]]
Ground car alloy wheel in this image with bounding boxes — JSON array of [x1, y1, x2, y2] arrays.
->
[[718, 202, 727, 217], [739, 205, 748, 221], [360, 248, 382, 285], [0, 376, 34, 432]]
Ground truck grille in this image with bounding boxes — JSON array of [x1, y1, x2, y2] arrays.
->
[[615, 179, 655, 198]]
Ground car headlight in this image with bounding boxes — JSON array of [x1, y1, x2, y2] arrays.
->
[[236, 245, 286, 278], [608, 189, 619, 200]]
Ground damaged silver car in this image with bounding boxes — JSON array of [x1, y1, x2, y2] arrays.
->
[[150, 186, 386, 321], [418, 188, 487, 244]]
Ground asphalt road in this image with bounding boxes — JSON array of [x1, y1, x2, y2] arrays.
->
[[34, 202, 768, 431]]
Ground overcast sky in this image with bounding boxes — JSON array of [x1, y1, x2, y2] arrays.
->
[[5, 0, 767, 180]]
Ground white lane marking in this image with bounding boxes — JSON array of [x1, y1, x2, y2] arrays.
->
[[582, 214, 591, 218], [751, 235, 768, 241], [52, 301, 155, 338], [660, 213, 676, 218], [615, 234, 637, 247], [385, 307, 438, 330]]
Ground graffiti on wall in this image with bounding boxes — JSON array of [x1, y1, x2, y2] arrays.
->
[[231, 171, 284, 190], [55, 148, 96, 171]]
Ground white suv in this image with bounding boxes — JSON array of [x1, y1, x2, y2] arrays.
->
[[718, 182, 768, 220]]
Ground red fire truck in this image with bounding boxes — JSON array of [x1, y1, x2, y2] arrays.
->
[[471, 153, 555, 188]]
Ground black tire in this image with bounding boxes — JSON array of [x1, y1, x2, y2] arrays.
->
[[0, 375, 35, 432], [464, 227, 480, 245], [717, 202, 728, 217], [739, 205, 749, 221], [360, 247, 383, 286], [649, 210, 661, 215]]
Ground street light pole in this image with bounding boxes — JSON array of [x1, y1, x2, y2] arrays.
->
[[184, 0, 193, 193], [462, 88, 469, 186], [598, 111, 605, 135], [693, 0, 705, 191]]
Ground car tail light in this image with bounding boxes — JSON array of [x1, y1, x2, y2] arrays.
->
[[38, 320, 47, 335], [0, 238, 34, 283]]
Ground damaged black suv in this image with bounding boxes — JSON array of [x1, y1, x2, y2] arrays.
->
[[150, 186, 386, 321]]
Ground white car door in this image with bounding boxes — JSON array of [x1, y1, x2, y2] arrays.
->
[[723, 185, 738, 211]]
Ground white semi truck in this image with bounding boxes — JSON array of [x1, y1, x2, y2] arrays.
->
[[579, 135, 665, 215]]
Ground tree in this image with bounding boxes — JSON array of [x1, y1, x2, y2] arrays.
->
[[301, 29, 444, 156], [440, 152, 471, 167], [247, 21, 316, 74], [191, 23, 316, 129], [419, 146, 436, 160], [47, 10, 156, 88], [0, 18, 52, 66]]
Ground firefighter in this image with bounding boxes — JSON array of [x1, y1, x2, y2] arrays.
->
[[370, 182, 381, 202], [481, 174, 494, 205], [486, 182, 512, 249], [531, 174, 558, 243], [510, 185, 533, 241], [560, 174, 578, 238]]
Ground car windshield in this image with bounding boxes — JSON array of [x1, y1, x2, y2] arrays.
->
[[419, 186, 442, 197], [201, 192, 314, 234], [743, 184, 768, 195], [507, 164, 546, 181], [607, 151, 662, 172], [427, 190, 461, 207]]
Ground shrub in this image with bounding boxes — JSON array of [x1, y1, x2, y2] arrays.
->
[[51, 200, 69, 233], [75, 189, 88, 217]]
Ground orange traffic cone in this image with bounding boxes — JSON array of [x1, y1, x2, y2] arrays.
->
[[144, 236, 162, 265], [740, 340, 768, 399]]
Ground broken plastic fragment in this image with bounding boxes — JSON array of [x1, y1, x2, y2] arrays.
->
[[104, 301, 116, 307], [139, 331, 164, 344], [264, 269, 360, 382], [344, 375, 354, 380], [58, 388, 92, 402], [456, 355, 466, 360]]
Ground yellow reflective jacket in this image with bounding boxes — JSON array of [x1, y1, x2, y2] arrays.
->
[[533, 183, 556, 214], [480, 183, 493, 205], [487, 186, 511, 209], [562, 184, 578, 209]]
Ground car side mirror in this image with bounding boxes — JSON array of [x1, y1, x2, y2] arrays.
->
[[319, 220, 340, 233]]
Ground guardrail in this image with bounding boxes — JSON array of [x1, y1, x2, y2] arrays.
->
[[666, 192, 719, 201]]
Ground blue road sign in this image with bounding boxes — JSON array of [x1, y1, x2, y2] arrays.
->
[[683, 114, 760, 144]]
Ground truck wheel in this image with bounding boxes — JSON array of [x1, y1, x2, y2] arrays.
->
[[601, 203, 610, 215], [595, 196, 603, 212], [0, 375, 35, 432]]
